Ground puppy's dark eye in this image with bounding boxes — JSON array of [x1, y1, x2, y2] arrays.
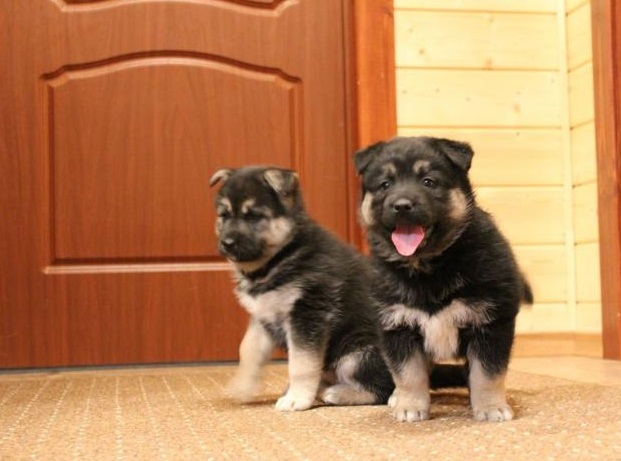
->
[[217, 210, 232, 219], [379, 180, 393, 191], [422, 177, 437, 188], [244, 210, 266, 221]]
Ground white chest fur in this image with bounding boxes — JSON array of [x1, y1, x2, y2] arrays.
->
[[379, 300, 491, 361], [236, 285, 302, 324]]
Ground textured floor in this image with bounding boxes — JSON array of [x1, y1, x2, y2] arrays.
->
[[0, 363, 620, 460]]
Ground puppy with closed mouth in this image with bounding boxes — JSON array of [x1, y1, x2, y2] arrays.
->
[[210, 166, 394, 411], [355, 136, 533, 422]]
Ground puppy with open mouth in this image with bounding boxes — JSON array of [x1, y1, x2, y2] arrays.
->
[[355, 136, 533, 422], [210, 166, 394, 411]]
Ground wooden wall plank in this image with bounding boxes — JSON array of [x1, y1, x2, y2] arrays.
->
[[573, 181, 599, 243], [567, 3, 593, 70], [514, 245, 568, 303], [399, 128, 563, 186], [517, 304, 574, 333], [566, 0, 601, 340], [397, 70, 561, 127], [569, 62, 595, 127], [566, 0, 589, 15], [476, 187, 565, 244], [576, 302, 604, 333], [571, 121, 597, 185], [395, 0, 556, 13], [575, 242, 602, 302], [395, 11, 558, 70]]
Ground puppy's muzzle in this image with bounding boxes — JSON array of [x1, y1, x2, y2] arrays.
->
[[219, 230, 264, 262], [383, 193, 429, 230], [392, 198, 415, 214], [220, 236, 236, 253]]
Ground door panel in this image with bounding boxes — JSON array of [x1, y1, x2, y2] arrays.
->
[[47, 57, 299, 261], [0, 0, 352, 368]]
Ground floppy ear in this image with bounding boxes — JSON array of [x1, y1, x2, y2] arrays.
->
[[353, 141, 386, 175], [209, 169, 233, 187], [263, 168, 299, 197], [429, 138, 474, 172]]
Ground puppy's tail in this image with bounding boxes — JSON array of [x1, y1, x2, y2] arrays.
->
[[430, 363, 468, 389], [520, 273, 534, 305]]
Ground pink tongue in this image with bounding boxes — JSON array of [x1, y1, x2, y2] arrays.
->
[[391, 225, 425, 256]]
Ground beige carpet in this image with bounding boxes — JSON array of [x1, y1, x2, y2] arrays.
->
[[0, 363, 620, 460]]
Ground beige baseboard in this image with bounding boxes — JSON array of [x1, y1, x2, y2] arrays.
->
[[513, 333, 603, 358]]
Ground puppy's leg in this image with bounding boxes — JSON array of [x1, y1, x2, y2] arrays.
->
[[468, 358, 513, 421], [275, 342, 323, 412], [228, 318, 275, 402], [388, 350, 430, 422], [467, 319, 515, 421], [320, 351, 378, 405]]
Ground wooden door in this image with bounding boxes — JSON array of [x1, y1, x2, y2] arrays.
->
[[592, 0, 621, 359], [0, 0, 391, 368]]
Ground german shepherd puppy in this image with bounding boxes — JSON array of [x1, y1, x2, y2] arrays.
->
[[209, 166, 394, 411], [354, 137, 532, 422]]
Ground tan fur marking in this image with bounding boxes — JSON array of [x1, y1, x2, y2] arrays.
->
[[230, 259, 266, 273], [413, 160, 431, 175], [360, 193, 375, 226], [468, 357, 513, 421], [257, 206, 274, 219], [381, 163, 397, 176], [241, 199, 256, 214], [229, 217, 294, 274], [217, 198, 232, 214], [379, 300, 491, 361], [214, 199, 231, 237], [215, 217, 223, 237], [236, 284, 301, 323], [449, 188, 469, 220], [262, 217, 293, 247], [388, 351, 430, 422]]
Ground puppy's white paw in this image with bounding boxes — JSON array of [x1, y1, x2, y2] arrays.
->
[[388, 390, 430, 422], [473, 403, 514, 422], [227, 374, 259, 403], [320, 384, 377, 406], [275, 391, 315, 411]]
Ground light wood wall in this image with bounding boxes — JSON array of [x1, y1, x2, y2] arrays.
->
[[566, 0, 601, 333], [393, 0, 600, 334]]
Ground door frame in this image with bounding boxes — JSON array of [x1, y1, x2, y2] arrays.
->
[[347, 0, 397, 247], [591, 0, 621, 359]]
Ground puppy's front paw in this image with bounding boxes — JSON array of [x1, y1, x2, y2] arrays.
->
[[320, 384, 377, 406], [388, 390, 430, 422], [275, 391, 315, 411], [227, 374, 259, 403], [473, 403, 514, 422]]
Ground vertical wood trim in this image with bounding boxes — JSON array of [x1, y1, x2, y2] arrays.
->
[[591, 0, 621, 359], [352, 0, 397, 147], [347, 0, 397, 247], [557, 0, 578, 331]]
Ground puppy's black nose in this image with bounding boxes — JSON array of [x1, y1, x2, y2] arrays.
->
[[393, 198, 413, 213], [221, 237, 236, 250]]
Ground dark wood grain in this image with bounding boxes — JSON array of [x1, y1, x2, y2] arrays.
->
[[591, 0, 621, 359]]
